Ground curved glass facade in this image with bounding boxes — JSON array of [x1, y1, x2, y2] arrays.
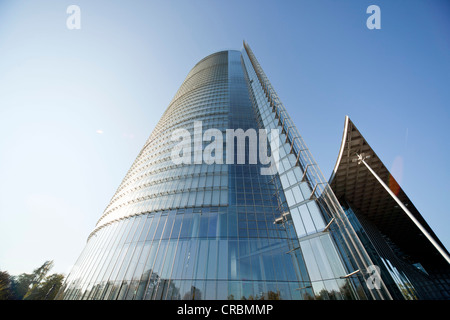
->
[[57, 46, 387, 300]]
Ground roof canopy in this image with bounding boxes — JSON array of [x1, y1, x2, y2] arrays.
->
[[329, 116, 448, 268]]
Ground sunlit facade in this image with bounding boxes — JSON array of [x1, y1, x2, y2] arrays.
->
[[57, 43, 447, 300]]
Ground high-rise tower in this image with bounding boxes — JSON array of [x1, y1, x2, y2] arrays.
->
[[57, 43, 399, 300]]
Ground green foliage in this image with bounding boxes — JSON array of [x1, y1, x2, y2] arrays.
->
[[0, 271, 12, 300], [0, 260, 65, 300], [9, 273, 35, 300]]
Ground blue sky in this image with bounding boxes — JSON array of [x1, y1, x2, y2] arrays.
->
[[0, 0, 449, 275]]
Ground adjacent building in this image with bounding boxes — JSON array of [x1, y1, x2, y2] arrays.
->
[[56, 42, 449, 300], [329, 116, 450, 299]]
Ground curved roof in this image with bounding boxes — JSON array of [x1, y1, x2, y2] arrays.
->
[[329, 116, 449, 268]]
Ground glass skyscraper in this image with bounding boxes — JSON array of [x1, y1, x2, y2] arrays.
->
[[57, 43, 446, 300]]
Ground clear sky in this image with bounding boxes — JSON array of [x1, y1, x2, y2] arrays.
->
[[0, 0, 449, 276]]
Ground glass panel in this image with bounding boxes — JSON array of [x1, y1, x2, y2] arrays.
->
[[261, 242, 276, 281], [309, 236, 334, 280], [183, 239, 198, 279], [228, 240, 238, 280], [153, 279, 167, 300], [204, 190, 212, 206], [153, 215, 167, 240], [291, 207, 307, 237], [139, 216, 154, 242], [319, 234, 346, 278], [199, 176, 206, 188], [299, 182, 312, 200], [217, 281, 228, 300], [307, 202, 325, 230], [265, 282, 279, 300], [191, 213, 200, 238], [171, 215, 183, 240], [125, 217, 140, 244], [300, 239, 322, 281], [282, 248, 299, 281], [161, 241, 177, 279], [195, 191, 204, 206], [285, 189, 296, 206], [242, 281, 254, 300], [212, 190, 220, 205], [207, 212, 218, 238], [280, 173, 289, 188], [110, 243, 131, 282], [272, 251, 287, 281], [207, 240, 218, 279], [292, 185, 304, 202], [218, 212, 227, 238], [299, 204, 316, 234], [118, 219, 134, 246], [181, 192, 189, 207], [277, 282, 292, 300], [172, 241, 188, 279], [161, 214, 175, 240], [287, 169, 296, 186], [220, 189, 228, 205], [217, 240, 228, 280], [312, 280, 328, 300], [166, 279, 181, 300], [132, 241, 152, 281], [142, 242, 159, 280], [323, 279, 343, 300], [192, 280, 204, 300], [179, 213, 193, 239], [152, 241, 168, 278], [221, 174, 228, 187], [195, 240, 208, 279], [292, 166, 302, 181], [204, 280, 216, 300], [125, 280, 138, 300], [227, 208, 238, 238], [187, 192, 196, 206], [124, 242, 144, 281], [131, 216, 146, 243], [146, 213, 159, 242], [199, 214, 209, 238]]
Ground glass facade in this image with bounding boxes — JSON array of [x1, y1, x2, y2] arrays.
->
[[342, 200, 450, 300], [57, 46, 388, 300]]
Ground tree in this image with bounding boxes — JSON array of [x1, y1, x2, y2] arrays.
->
[[8, 273, 35, 300], [25, 273, 65, 300], [1, 261, 66, 300], [0, 271, 12, 300], [23, 260, 54, 300]]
